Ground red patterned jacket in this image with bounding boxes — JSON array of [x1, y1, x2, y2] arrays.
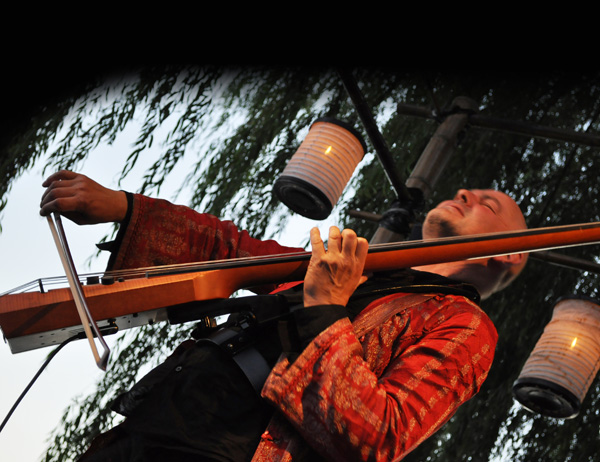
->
[[108, 194, 498, 461]]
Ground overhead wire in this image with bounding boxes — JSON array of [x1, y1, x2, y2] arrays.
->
[[0, 332, 81, 434]]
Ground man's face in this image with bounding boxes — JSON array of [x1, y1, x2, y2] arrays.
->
[[422, 189, 526, 239]]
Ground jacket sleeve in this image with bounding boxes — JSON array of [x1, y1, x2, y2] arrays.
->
[[105, 193, 303, 271], [260, 295, 498, 461]]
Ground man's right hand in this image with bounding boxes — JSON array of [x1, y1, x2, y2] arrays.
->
[[40, 170, 128, 225]]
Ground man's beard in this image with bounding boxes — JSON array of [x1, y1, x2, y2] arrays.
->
[[422, 213, 459, 239]]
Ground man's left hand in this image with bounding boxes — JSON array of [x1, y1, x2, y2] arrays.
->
[[303, 226, 369, 307]]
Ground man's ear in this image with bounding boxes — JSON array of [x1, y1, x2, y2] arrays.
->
[[491, 252, 526, 269], [488, 252, 529, 295]]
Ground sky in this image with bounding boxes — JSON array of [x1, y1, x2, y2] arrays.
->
[[0, 121, 345, 461], [0, 131, 166, 461]]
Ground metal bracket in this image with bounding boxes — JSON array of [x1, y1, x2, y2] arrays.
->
[[47, 213, 111, 370]]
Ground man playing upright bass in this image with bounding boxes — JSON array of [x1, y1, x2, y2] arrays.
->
[[40, 170, 528, 462]]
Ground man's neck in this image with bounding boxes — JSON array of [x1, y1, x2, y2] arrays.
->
[[412, 259, 496, 300]]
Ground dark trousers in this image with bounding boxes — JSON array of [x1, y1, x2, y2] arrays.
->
[[78, 342, 272, 462]]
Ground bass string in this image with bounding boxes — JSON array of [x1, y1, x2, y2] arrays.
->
[[11, 251, 312, 294], [10, 221, 600, 295]]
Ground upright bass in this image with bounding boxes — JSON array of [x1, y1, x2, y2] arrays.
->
[[1, 221, 600, 356]]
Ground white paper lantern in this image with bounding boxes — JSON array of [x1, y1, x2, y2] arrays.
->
[[273, 118, 366, 220], [513, 295, 600, 418]]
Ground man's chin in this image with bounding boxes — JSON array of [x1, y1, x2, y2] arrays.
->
[[422, 216, 459, 239]]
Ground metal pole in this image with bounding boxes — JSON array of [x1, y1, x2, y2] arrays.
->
[[396, 103, 600, 147], [531, 251, 600, 274], [369, 97, 479, 244], [337, 69, 413, 203], [405, 96, 478, 199]]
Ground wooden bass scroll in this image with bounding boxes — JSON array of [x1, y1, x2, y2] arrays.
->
[[1, 221, 599, 354]]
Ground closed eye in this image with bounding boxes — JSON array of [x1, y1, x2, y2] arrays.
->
[[483, 202, 497, 214]]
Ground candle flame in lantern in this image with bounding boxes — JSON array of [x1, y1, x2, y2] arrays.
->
[[570, 337, 578, 348], [325, 146, 332, 155]]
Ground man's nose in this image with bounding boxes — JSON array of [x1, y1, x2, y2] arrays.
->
[[455, 189, 476, 205]]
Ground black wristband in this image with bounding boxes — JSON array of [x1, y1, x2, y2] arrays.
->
[[292, 304, 348, 350]]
